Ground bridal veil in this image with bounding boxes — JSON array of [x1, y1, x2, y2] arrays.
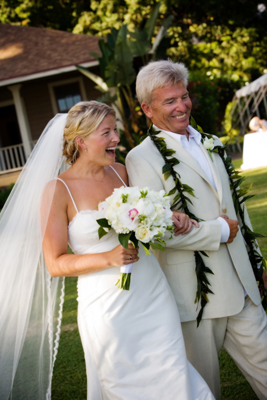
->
[[0, 113, 68, 399]]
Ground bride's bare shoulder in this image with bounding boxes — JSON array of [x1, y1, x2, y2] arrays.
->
[[42, 178, 69, 207], [111, 163, 128, 184]]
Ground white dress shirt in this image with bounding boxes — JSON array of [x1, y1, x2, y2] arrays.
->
[[155, 125, 230, 243]]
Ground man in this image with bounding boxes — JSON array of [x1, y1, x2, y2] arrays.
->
[[126, 60, 267, 399]]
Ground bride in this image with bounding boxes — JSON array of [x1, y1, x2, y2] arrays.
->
[[0, 101, 214, 399]]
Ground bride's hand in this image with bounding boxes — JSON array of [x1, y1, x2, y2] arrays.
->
[[172, 211, 199, 236], [108, 243, 139, 267]]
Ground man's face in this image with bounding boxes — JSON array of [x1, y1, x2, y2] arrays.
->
[[141, 81, 192, 135]]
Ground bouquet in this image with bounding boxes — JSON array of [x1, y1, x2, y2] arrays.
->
[[97, 186, 174, 290]]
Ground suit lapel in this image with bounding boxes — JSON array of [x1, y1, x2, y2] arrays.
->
[[199, 142, 223, 204], [159, 131, 220, 201]]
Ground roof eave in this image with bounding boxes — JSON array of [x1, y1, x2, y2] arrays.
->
[[0, 60, 99, 88]]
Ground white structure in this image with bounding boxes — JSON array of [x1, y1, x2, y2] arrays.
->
[[241, 130, 267, 170], [230, 73, 267, 170], [231, 73, 267, 136]]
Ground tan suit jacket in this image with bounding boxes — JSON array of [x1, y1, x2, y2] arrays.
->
[[126, 130, 261, 322]]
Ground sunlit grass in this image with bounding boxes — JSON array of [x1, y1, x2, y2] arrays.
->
[[52, 159, 267, 399]]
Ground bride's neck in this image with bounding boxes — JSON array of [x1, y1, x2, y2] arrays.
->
[[71, 160, 106, 181]]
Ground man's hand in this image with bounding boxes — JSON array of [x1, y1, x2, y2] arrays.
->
[[220, 215, 239, 243], [172, 211, 199, 236]]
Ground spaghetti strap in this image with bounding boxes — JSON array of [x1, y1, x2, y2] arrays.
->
[[56, 178, 79, 213], [109, 165, 127, 187]]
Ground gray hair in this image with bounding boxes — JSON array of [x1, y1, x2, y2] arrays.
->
[[136, 60, 189, 105]]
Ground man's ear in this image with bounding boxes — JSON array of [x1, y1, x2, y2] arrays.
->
[[141, 103, 153, 119]]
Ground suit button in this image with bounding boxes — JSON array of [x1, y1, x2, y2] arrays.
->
[[222, 208, 227, 214]]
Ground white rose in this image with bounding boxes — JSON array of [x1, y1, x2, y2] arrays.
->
[[135, 224, 151, 243], [203, 137, 214, 151]]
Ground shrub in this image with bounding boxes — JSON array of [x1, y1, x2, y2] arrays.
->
[[0, 183, 14, 210]]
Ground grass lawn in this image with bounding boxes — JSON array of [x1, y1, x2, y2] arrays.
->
[[52, 158, 267, 399]]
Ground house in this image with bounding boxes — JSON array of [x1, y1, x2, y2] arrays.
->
[[0, 23, 101, 186]]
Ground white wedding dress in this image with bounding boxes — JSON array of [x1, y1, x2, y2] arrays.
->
[[58, 174, 215, 400]]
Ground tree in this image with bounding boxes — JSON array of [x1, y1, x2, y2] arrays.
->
[[72, 0, 267, 136], [3, 0, 266, 137], [76, 3, 173, 160], [0, 0, 90, 31]]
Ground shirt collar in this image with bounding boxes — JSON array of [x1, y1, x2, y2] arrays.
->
[[153, 124, 202, 145]]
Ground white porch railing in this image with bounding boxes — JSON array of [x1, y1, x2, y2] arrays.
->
[[0, 141, 37, 173]]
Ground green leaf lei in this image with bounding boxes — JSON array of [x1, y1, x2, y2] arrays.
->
[[148, 124, 214, 326], [148, 120, 267, 325]]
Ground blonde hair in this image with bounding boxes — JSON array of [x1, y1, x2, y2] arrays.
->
[[63, 101, 115, 164], [136, 60, 189, 105]]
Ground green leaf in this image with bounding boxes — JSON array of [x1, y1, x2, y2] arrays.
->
[[97, 92, 117, 104], [89, 51, 101, 60], [130, 232, 139, 249], [162, 163, 172, 173], [99, 39, 113, 61], [76, 65, 108, 93], [154, 138, 166, 145], [164, 170, 171, 181], [127, 29, 150, 57], [233, 177, 245, 188], [165, 149, 176, 156], [144, 2, 161, 42], [141, 242, 151, 255], [98, 226, 108, 240], [105, 60, 135, 87], [239, 195, 255, 204], [167, 157, 180, 166], [152, 14, 174, 54], [115, 24, 133, 64], [97, 218, 110, 228], [150, 242, 165, 251], [119, 232, 132, 249], [183, 195, 194, 205], [182, 184, 196, 196], [173, 193, 181, 203], [107, 28, 118, 49], [167, 187, 177, 196]]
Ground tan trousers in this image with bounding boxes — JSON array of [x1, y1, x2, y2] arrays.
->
[[182, 297, 267, 400]]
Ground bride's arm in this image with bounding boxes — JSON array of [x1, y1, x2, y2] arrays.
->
[[41, 182, 139, 278]]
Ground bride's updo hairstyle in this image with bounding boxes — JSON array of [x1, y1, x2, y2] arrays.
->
[[63, 100, 116, 164]]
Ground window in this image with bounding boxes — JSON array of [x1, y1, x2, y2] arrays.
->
[[53, 82, 82, 113]]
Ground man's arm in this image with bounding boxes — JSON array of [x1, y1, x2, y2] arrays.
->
[[126, 148, 222, 252], [164, 220, 221, 251], [126, 147, 164, 192]]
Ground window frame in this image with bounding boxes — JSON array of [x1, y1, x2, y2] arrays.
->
[[48, 77, 87, 115]]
